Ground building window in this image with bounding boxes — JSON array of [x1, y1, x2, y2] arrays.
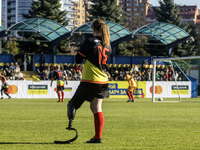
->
[[126, 3, 131, 7], [133, 3, 138, 6], [141, 8, 144, 11], [133, 13, 138, 16], [133, 8, 137, 11], [127, 8, 131, 12], [127, 13, 131, 16]]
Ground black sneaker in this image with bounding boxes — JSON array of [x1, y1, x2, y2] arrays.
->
[[1, 97, 3, 99], [8, 96, 11, 99], [86, 138, 102, 143]]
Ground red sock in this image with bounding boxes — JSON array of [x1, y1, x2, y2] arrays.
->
[[58, 92, 61, 101], [62, 91, 64, 100], [131, 93, 134, 100], [94, 112, 104, 139], [127, 91, 132, 99]]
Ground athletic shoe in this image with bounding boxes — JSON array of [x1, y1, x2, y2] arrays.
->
[[127, 99, 132, 102], [132, 100, 135, 102], [86, 138, 102, 143], [1, 97, 3, 99], [57, 100, 61, 102], [8, 96, 11, 99], [62, 99, 64, 102]]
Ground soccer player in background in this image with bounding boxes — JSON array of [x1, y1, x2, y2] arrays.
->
[[0, 74, 11, 99], [126, 74, 137, 102], [66, 19, 111, 143], [51, 65, 68, 102]]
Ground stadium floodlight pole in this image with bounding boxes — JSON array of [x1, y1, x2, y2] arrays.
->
[[152, 56, 200, 102]]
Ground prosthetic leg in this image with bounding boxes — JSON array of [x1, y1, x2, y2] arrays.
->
[[67, 101, 76, 128], [54, 101, 78, 144]]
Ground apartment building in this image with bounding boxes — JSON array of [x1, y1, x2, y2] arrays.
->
[[73, 0, 85, 28], [119, 0, 150, 31], [60, 0, 75, 31], [1, 0, 87, 30], [2, 0, 32, 29], [146, 5, 200, 25]]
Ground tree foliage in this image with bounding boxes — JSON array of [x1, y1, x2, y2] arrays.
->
[[2, 38, 19, 55], [20, 0, 69, 54], [23, 0, 68, 26], [153, 0, 199, 57], [88, 0, 125, 26]]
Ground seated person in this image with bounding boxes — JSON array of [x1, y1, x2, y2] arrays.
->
[[14, 62, 20, 73], [14, 71, 24, 80], [41, 69, 49, 80], [67, 70, 73, 80], [9, 62, 15, 79], [74, 70, 82, 81], [37, 63, 45, 79]]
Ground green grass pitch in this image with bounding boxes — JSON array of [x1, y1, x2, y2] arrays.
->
[[0, 98, 200, 150]]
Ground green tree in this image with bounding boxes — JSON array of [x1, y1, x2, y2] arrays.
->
[[2, 38, 19, 55], [88, 0, 125, 26], [153, 0, 182, 27], [21, 0, 69, 54], [23, 0, 68, 26], [153, 0, 198, 57]]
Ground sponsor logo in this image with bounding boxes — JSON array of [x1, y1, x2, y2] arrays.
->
[[171, 85, 189, 95], [28, 85, 48, 95], [150, 85, 163, 94], [7, 85, 18, 94], [108, 83, 143, 96]]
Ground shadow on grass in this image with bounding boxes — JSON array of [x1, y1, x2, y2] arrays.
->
[[0, 142, 71, 144]]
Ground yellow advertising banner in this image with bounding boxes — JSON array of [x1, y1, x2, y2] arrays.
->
[[108, 81, 146, 98]]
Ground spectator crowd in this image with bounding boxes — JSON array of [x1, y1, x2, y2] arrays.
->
[[0, 62, 24, 80], [1, 59, 185, 82]]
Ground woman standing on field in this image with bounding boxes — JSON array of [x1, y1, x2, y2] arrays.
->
[[67, 19, 111, 143]]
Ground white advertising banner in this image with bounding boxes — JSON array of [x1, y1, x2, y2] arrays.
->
[[1, 81, 80, 99], [146, 81, 191, 98], [0, 81, 191, 98]]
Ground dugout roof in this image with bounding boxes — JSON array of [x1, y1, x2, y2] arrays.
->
[[71, 21, 131, 46], [132, 22, 190, 47], [0, 19, 191, 48], [0, 26, 4, 32], [6, 18, 70, 42]]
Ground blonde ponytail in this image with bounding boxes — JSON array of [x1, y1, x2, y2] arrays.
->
[[91, 19, 110, 47]]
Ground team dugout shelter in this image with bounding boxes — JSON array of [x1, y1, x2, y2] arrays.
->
[[0, 18, 192, 65]]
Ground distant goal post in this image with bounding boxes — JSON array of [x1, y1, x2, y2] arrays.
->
[[152, 56, 200, 102]]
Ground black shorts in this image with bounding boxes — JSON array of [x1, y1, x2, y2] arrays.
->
[[57, 86, 64, 92], [71, 82, 108, 109], [1, 87, 8, 92]]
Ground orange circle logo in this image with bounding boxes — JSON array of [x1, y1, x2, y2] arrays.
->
[[6, 85, 18, 94], [150, 85, 163, 94]]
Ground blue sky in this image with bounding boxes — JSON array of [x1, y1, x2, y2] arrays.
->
[[150, 0, 200, 8]]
